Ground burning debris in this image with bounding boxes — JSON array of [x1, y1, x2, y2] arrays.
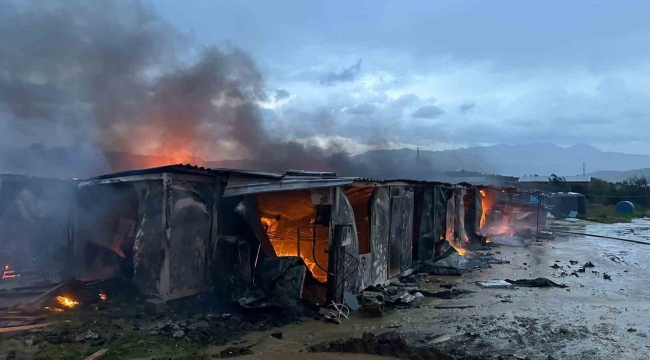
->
[[2, 265, 19, 280], [56, 296, 79, 308]]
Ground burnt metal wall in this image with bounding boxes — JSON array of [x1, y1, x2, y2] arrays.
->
[[388, 186, 414, 277], [166, 179, 214, 297], [132, 181, 165, 296], [335, 187, 360, 295]]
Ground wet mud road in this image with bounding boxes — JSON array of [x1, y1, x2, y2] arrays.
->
[[211, 219, 650, 359]]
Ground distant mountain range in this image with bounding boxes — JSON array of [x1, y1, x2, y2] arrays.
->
[[352, 143, 650, 178], [587, 168, 650, 183], [3, 143, 650, 182]]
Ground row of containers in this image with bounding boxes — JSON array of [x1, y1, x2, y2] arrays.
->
[[0, 166, 544, 306]]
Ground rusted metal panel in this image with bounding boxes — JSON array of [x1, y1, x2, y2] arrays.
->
[[370, 187, 389, 285]]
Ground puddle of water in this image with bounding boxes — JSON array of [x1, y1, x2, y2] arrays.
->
[[585, 218, 650, 242]]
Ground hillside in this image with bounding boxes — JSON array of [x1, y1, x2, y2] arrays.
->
[[354, 143, 650, 177]]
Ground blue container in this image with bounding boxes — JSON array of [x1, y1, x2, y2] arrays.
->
[[615, 201, 635, 213]]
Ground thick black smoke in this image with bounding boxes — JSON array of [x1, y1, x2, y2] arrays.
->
[[0, 0, 371, 178]]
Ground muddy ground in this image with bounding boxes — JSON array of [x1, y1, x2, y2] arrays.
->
[[3, 219, 650, 359], [212, 219, 650, 360]]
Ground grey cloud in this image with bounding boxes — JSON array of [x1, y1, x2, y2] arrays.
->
[[459, 102, 476, 113], [391, 94, 420, 108], [411, 105, 445, 119], [345, 103, 377, 115], [319, 59, 362, 86], [275, 88, 290, 101]]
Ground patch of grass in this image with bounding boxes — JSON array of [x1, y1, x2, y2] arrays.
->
[[34, 334, 203, 360], [578, 203, 646, 224]]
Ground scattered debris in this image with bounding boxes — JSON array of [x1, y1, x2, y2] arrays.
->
[[603, 273, 612, 280], [84, 349, 108, 360], [271, 332, 283, 339], [569, 260, 578, 265], [505, 278, 567, 288], [218, 346, 254, 358], [550, 263, 562, 269], [84, 330, 99, 340], [417, 289, 475, 299], [308, 332, 445, 359], [439, 283, 455, 289], [477, 280, 515, 289], [343, 292, 360, 311], [627, 328, 637, 332], [434, 304, 475, 309], [584, 261, 595, 268]]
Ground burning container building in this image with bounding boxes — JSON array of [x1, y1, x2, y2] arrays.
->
[[72, 165, 493, 306]]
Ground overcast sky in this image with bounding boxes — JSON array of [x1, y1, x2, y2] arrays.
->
[[147, 0, 650, 155]]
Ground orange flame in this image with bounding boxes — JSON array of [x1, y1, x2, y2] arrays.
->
[[479, 189, 495, 229], [453, 246, 468, 257], [56, 296, 79, 308], [99, 293, 107, 301]]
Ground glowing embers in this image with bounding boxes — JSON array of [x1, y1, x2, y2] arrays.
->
[[99, 293, 108, 301], [56, 296, 79, 308]]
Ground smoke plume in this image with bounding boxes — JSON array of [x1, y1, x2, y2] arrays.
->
[[0, 0, 370, 178]]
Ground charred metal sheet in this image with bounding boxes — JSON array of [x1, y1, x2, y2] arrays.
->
[[399, 188, 415, 273], [445, 191, 456, 243], [257, 256, 306, 308], [433, 186, 450, 258], [370, 187, 390, 285], [335, 187, 360, 295], [208, 178, 220, 288], [455, 188, 468, 246], [388, 195, 402, 278], [166, 179, 212, 298], [357, 253, 372, 289], [417, 188, 435, 261], [464, 188, 479, 240], [238, 239, 252, 284], [235, 196, 277, 258], [132, 181, 165, 296]]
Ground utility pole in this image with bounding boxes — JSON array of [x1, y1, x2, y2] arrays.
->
[[583, 162, 586, 176]]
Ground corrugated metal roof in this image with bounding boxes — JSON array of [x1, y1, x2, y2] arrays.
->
[[224, 173, 356, 197], [82, 164, 285, 182], [352, 177, 453, 186]]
